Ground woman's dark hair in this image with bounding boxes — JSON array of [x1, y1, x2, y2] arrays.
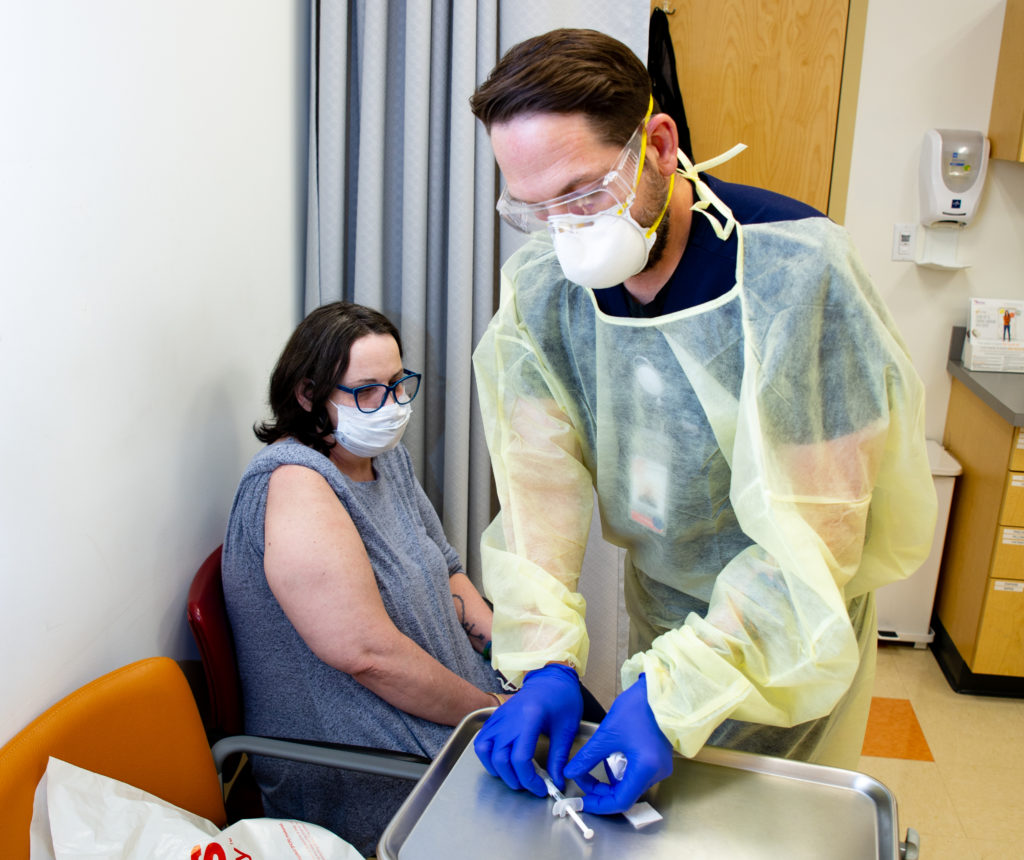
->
[[469, 28, 652, 147], [255, 301, 402, 457]]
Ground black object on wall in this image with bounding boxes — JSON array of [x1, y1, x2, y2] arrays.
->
[[648, 7, 694, 164]]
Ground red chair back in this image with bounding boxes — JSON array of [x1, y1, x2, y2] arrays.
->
[[186, 545, 244, 739]]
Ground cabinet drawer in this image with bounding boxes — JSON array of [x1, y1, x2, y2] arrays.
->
[[999, 472, 1024, 526], [973, 580, 1024, 676], [990, 527, 1024, 581], [1012, 428, 1024, 472]]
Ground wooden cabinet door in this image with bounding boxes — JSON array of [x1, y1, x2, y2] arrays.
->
[[653, 0, 856, 215], [973, 580, 1024, 675], [990, 528, 1024, 581], [989, 0, 1024, 162], [1010, 428, 1024, 471], [938, 378, 1016, 661], [1000, 472, 1024, 527]]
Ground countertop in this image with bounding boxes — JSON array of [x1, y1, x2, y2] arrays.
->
[[948, 326, 1024, 426]]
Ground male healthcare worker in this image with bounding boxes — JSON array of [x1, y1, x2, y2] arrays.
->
[[469, 28, 937, 815]]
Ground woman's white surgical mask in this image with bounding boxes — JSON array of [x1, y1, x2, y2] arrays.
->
[[332, 399, 411, 458]]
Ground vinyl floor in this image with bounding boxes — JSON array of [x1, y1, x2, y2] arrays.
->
[[857, 643, 1024, 859]]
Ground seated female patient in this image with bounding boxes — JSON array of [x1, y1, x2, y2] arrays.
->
[[222, 301, 506, 855]]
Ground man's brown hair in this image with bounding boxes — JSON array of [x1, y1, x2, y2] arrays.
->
[[470, 28, 652, 147]]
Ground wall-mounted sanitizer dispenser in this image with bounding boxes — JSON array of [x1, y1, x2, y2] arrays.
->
[[919, 128, 989, 227], [916, 129, 990, 269]]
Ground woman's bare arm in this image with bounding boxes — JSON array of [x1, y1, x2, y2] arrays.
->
[[263, 465, 495, 725]]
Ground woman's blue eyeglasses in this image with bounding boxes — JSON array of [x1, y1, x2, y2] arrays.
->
[[336, 370, 421, 413]]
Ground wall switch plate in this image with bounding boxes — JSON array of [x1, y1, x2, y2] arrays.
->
[[892, 223, 917, 261]]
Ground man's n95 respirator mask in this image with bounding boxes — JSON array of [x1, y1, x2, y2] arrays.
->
[[495, 97, 673, 289], [547, 210, 657, 289]]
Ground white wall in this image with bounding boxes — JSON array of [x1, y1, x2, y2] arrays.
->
[[845, 0, 1024, 440], [0, 2, 308, 741], [3, 0, 1021, 745]]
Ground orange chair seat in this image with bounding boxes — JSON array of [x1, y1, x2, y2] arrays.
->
[[0, 657, 226, 859]]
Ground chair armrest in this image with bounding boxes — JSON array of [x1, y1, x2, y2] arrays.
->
[[211, 735, 430, 781]]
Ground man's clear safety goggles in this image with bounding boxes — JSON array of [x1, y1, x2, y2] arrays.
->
[[496, 100, 653, 234]]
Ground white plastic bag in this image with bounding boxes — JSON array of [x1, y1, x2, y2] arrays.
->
[[30, 757, 363, 860]]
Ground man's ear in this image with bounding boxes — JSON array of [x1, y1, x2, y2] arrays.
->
[[295, 379, 315, 412], [646, 113, 680, 177]]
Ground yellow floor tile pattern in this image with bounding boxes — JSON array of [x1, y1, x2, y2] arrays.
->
[[858, 643, 1024, 859]]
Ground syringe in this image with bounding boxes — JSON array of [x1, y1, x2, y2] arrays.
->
[[538, 769, 594, 840]]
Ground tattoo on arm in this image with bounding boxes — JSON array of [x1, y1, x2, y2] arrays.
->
[[452, 594, 486, 646], [453, 594, 466, 624]]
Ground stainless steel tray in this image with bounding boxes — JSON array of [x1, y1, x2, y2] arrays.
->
[[379, 709, 902, 859]]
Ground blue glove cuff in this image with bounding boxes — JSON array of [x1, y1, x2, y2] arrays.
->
[[524, 663, 579, 686]]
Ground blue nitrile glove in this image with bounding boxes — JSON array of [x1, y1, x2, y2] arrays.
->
[[473, 663, 583, 798], [563, 673, 674, 814]]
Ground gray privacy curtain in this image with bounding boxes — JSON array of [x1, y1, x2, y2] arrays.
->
[[304, 1, 648, 704], [305, 0, 500, 579]]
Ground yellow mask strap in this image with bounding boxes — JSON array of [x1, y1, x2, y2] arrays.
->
[[645, 171, 675, 239], [634, 95, 655, 187], [636, 95, 673, 239], [615, 97, 657, 218]]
